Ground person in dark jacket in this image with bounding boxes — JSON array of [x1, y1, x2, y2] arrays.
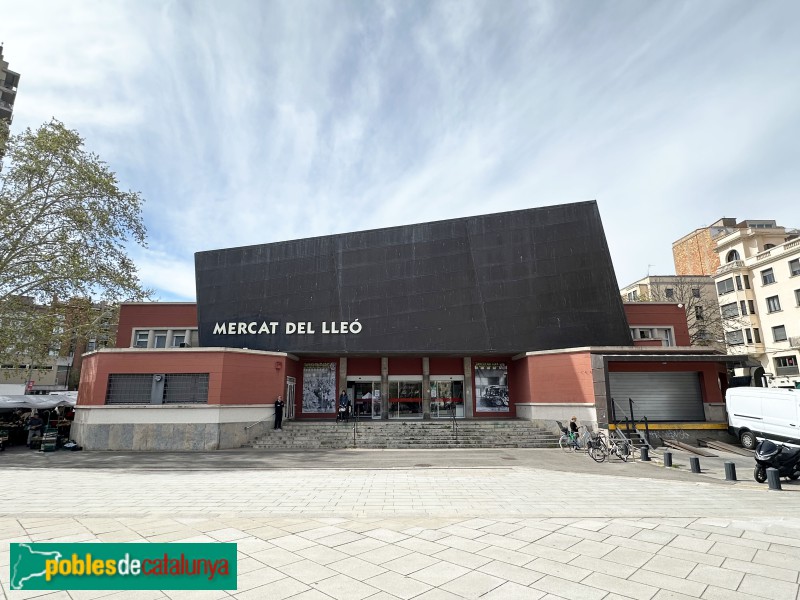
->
[[27, 413, 43, 448], [274, 395, 285, 431], [337, 390, 350, 423]]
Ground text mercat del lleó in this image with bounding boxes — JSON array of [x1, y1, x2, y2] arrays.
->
[[213, 320, 363, 335]]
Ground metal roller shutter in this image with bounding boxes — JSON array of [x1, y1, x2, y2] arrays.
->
[[609, 372, 705, 421]]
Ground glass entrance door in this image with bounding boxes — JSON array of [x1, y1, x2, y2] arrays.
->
[[347, 380, 380, 420], [285, 376, 296, 420], [430, 379, 464, 418]]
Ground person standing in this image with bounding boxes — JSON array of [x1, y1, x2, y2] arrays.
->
[[274, 395, 285, 431], [337, 389, 349, 423], [26, 412, 43, 448]]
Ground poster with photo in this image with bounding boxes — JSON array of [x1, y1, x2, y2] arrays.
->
[[475, 362, 509, 412], [302, 362, 337, 413]]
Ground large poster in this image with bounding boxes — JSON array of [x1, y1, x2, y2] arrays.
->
[[475, 362, 509, 413], [302, 362, 337, 414]]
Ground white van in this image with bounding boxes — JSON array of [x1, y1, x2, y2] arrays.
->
[[727, 387, 800, 449]]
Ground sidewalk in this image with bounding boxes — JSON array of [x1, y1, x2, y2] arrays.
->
[[2, 449, 799, 599]]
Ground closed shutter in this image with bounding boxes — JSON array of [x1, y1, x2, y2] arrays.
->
[[608, 372, 704, 421]]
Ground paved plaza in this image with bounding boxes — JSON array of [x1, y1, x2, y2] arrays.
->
[[2, 448, 800, 599]]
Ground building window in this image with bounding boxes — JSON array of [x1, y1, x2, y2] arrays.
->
[[739, 300, 747, 316], [726, 330, 744, 346], [745, 329, 753, 344], [773, 325, 788, 342], [790, 258, 800, 277], [153, 330, 168, 348], [749, 300, 756, 314], [627, 290, 638, 301], [754, 328, 761, 344], [134, 331, 149, 348], [665, 288, 674, 299], [692, 287, 701, 299], [764, 244, 776, 250], [106, 373, 209, 405], [171, 334, 186, 347], [762, 268, 776, 285], [106, 374, 152, 404], [720, 302, 739, 319], [717, 278, 735, 295], [87, 340, 97, 352], [766, 296, 782, 313], [795, 289, 800, 306], [163, 374, 209, 404], [744, 274, 751, 289], [695, 306, 704, 320], [735, 276, 743, 291], [775, 356, 799, 376], [726, 250, 740, 262]]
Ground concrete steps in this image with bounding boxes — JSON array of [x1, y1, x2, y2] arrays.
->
[[249, 420, 560, 449]]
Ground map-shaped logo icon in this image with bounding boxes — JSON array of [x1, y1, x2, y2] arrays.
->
[[10, 544, 63, 590]]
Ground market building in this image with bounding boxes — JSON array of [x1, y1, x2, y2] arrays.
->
[[72, 202, 740, 450]]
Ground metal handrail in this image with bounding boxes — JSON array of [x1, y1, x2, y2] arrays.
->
[[611, 397, 653, 451], [450, 402, 458, 442]]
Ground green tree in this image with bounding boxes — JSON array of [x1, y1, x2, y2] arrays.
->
[[0, 120, 150, 367]]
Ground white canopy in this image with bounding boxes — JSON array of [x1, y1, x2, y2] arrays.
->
[[0, 395, 77, 410]]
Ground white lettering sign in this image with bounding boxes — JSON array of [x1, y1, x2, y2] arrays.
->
[[212, 320, 362, 336]]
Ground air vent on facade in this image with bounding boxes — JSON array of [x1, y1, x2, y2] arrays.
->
[[789, 336, 800, 349]]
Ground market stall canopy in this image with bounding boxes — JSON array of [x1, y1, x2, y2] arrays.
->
[[0, 395, 77, 410]]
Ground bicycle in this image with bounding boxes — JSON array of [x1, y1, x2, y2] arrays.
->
[[587, 432, 631, 463], [558, 424, 591, 453]]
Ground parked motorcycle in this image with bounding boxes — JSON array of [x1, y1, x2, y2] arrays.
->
[[753, 439, 800, 483]]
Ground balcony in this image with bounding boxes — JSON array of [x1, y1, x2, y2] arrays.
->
[[715, 260, 745, 276]]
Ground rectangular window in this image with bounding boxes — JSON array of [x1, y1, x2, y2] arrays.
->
[[775, 356, 799, 376], [725, 330, 744, 346], [105, 374, 152, 404], [134, 331, 149, 348], [163, 374, 209, 404], [749, 300, 756, 314], [691, 287, 701, 298], [795, 289, 800, 306], [665, 288, 674, 299], [762, 268, 776, 285], [717, 278, 735, 295], [740, 300, 747, 316], [790, 258, 800, 277], [745, 329, 753, 344], [773, 325, 788, 342], [153, 330, 168, 348], [171, 334, 186, 347], [695, 306, 704, 320], [720, 302, 739, 318], [627, 290, 638, 301], [754, 328, 761, 343], [735, 275, 743, 291], [766, 295, 782, 313], [744, 275, 751, 289]]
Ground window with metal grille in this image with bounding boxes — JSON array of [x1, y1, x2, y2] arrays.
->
[[717, 278, 734, 295], [720, 302, 739, 319], [725, 330, 744, 346], [106, 374, 152, 404], [163, 374, 209, 404]]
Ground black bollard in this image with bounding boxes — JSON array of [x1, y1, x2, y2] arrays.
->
[[690, 457, 701, 473], [640, 446, 650, 461], [663, 451, 672, 468], [767, 468, 782, 490], [724, 461, 737, 481]]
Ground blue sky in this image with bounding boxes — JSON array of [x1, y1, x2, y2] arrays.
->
[[4, 0, 799, 300]]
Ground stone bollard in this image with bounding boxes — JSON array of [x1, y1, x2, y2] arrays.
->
[[690, 457, 701, 473], [663, 451, 672, 468], [724, 461, 737, 481], [767, 468, 782, 490]]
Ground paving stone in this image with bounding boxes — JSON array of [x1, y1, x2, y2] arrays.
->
[[365, 571, 433, 600], [409, 561, 471, 587], [629, 569, 706, 597], [480, 581, 547, 599], [641, 554, 697, 579], [477, 560, 545, 586], [231, 577, 309, 600], [736, 573, 799, 600], [569, 554, 637, 578], [657, 546, 725, 568], [312, 573, 380, 600], [686, 564, 744, 591], [529, 574, 609, 600], [439, 570, 507, 599], [582, 572, 660, 600]]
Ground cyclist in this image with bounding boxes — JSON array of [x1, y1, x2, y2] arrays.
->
[[569, 416, 580, 447]]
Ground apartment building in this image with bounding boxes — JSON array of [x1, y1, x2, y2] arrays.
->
[[619, 275, 724, 351], [0, 45, 20, 124], [713, 219, 800, 387]]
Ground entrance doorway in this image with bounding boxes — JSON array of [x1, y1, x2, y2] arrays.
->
[[347, 378, 381, 420], [285, 376, 296, 420]]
